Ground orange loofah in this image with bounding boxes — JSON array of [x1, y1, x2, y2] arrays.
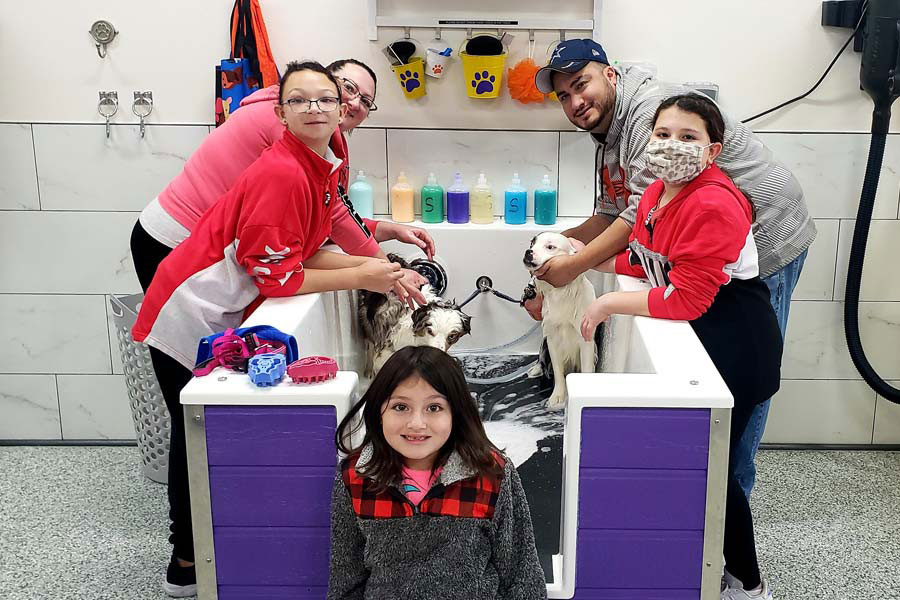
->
[[507, 57, 545, 104]]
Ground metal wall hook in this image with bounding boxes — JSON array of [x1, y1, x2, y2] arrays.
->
[[98, 91, 118, 138], [132, 91, 153, 138], [559, 29, 567, 42], [90, 20, 118, 58], [435, 27, 442, 40], [403, 26, 411, 39]]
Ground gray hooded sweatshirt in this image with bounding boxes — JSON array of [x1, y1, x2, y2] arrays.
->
[[327, 446, 547, 600]]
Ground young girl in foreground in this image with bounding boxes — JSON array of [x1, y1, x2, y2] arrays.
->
[[327, 346, 547, 600], [580, 94, 781, 600]]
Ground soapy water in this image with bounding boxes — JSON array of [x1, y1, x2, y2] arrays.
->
[[456, 352, 562, 581]]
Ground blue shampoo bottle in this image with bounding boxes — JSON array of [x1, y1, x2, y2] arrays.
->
[[504, 172, 527, 225], [534, 174, 557, 225]]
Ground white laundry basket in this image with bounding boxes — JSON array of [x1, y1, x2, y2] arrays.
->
[[109, 294, 170, 484]]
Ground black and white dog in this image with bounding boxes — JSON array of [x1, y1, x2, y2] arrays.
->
[[523, 232, 597, 409], [358, 254, 471, 376]]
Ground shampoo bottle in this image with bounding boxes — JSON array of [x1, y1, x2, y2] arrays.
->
[[390, 171, 415, 223], [534, 174, 558, 226], [446, 172, 470, 224], [420, 172, 444, 223], [348, 170, 374, 220], [503, 172, 527, 225], [470, 172, 494, 224]]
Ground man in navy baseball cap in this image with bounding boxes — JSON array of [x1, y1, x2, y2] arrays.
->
[[534, 38, 609, 94]]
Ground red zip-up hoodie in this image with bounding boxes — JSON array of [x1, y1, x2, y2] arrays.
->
[[132, 129, 346, 368], [615, 164, 760, 321]]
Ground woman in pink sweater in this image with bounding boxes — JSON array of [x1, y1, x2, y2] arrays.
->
[[131, 58, 433, 307]]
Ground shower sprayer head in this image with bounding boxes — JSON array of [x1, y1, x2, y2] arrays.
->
[[410, 258, 448, 296]]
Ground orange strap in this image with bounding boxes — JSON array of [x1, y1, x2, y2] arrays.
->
[[230, 0, 279, 87], [249, 0, 279, 87]]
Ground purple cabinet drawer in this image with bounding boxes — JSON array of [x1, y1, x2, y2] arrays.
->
[[576, 529, 703, 590], [210, 465, 334, 527], [217, 586, 327, 599], [214, 527, 330, 586], [580, 408, 710, 470], [205, 406, 337, 467], [578, 468, 707, 530]]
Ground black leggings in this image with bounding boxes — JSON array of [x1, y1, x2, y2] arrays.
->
[[725, 399, 762, 589], [131, 220, 195, 562]]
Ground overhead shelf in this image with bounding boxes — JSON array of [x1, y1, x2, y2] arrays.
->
[[366, 1, 601, 41]]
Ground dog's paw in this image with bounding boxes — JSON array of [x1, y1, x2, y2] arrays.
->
[[546, 393, 567, 410], [527, 363, 543, 378]]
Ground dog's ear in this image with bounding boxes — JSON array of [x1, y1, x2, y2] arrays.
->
[[386, 253, 411, 269], [459, 312, 472, 335], [529, 235, 537, 248], [411, 305, 431, 335]]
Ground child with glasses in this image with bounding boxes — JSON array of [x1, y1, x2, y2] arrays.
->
[[131, 57, 433, 313], [132, 61, 407, 598], [328, 346, 547, 600]]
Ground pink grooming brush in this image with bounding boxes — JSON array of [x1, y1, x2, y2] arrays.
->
[[287, 356, 338, 384]]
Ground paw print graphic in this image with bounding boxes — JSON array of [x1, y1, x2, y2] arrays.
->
[[432, 63, 444, 75], [399, 70, 421, 92], [471, 71, 495, 95]]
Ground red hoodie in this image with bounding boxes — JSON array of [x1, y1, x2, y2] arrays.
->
[[153, 85, 379, 255], [614, 165, 760, 321], [132, 129, 346, 368]]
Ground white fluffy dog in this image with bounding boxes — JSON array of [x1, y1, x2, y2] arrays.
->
[[523, 232, 597, 409], [358, 256, 471, 377]]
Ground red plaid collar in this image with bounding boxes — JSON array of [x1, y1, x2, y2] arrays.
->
[[342, 449, 505, 520]]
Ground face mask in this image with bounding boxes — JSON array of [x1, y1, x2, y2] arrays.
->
[[645, 139, 711, 184]]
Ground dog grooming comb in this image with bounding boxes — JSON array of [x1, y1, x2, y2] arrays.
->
[[248, 353, 287, 387], [287, 356, 338, 384]]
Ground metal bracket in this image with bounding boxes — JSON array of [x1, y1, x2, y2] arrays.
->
[[435, 27, 442, 40], [132, 91, 153, 138], [98, 91, 118, 138], [403, 26, 411, 39], [89, 20, 118, 58], [560, 29, 567, 41]]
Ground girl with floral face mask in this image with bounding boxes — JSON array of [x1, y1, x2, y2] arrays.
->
[[580, 94, 781, 600]]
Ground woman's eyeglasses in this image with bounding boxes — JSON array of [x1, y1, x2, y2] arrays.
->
[[338, 77, 378, 112], [282, 96, 340, 114]]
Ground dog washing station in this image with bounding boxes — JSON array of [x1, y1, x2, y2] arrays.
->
[[180, 219, 733, 600]]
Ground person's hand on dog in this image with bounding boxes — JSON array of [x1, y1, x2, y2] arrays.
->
[[357, 259, 403, 294], [533, 237, 586, 287], [395, 269, 427, 309], [381, 223, 436, 260], [523, 293, 543, 321], [534, 255, 580, 287], [580, 296, 612, 341]]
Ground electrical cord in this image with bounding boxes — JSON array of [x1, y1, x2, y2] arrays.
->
[[743, 2, 869, 124]]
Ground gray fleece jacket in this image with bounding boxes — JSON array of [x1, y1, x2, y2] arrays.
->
[[326, 446, 547, 600]]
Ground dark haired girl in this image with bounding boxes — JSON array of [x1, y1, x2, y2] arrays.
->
[[580, 94, 780, 599], [327, 346, 547, 600]]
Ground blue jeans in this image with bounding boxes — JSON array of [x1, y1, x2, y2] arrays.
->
[[732, 249, 808, 499]]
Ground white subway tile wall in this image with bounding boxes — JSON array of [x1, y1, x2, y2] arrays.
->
[[1, 124, 898, 441]]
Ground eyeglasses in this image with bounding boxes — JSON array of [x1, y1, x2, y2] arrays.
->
[[282, 96, 340, 114], [338, 77, 378, 112]]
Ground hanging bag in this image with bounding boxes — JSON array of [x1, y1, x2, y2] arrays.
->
[[215, 0, 279, 125]]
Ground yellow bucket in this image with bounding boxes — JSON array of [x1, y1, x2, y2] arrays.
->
[[392, 58, 426, 99], [460, 51, 507, 99]]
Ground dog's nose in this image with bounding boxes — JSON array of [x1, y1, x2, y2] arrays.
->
[[524, 249, 533, 260]]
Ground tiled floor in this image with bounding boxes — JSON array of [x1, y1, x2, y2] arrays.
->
[[1, 446, 898, 599]]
